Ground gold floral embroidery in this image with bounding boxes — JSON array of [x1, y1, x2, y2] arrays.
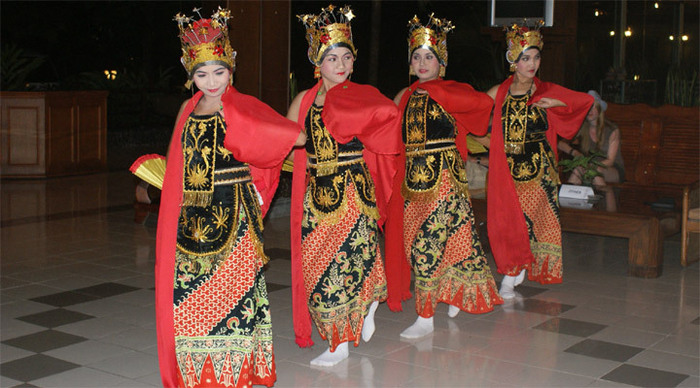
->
[[182, 114, 227, 206], [307, 170, 380, 225], [402, 93, 465, 201], [408, 154, 437, 185], [186, 164, 209, 189], [217, 144, 232, 160], [309, 106, 339, 176], [503, 98, 528, 154], [313, 175, 343, 208], [503, 94, 550, 182], [404, 94, 428, 150], [428, 105, 442, 120], [211, 205, 230, 229]]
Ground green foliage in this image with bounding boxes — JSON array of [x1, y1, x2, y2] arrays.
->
[[665, 67, 698, 107], [61, 71, 112, 90], [119, 66, 177, 91], [0, 43, 46, 91], [559, 151, 606, 186]]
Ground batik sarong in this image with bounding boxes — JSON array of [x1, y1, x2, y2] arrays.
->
[[503, 93, 563, 284], [301, 105, 387, 351], [173, 113, 275, 387], [402, 93, 502, 317]]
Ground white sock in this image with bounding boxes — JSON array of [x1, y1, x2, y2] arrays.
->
[[514, 269, 526, 286], [361, 301, 379, 342], [310, 342, 349, 367], [400, 316, 434, 339], [500, 275, 516, 299], [448, 304, 460, 318]]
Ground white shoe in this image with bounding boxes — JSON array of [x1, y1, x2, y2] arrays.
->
[[448, 305, 460, 318], [400, 316, 434, 339], [514, 269, 526, 286], [499, 275, 516, 299], [310, 342, 349, 367], [361, 301, 379, 342]]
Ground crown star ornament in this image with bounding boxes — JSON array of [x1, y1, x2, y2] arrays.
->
[[297, 4, 357, 75], [505, 19, 544, 72], [407, 13, 454, 68], [174, 7, 236, 87]]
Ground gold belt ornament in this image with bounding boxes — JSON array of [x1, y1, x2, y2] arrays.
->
[[504, 142, 524, 155], [406, 144, 456, 156], [213, 166, 251, 186], [505, 133, 546, 155], [308, 151, 363, 176]]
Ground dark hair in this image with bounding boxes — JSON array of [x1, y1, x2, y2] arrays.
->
[[189, 60, 234, 79], [409, 46, 442, 65], [515, 47, 541, 62], [319, 42, 356, 62]]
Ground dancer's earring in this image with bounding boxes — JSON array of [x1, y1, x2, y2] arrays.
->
[[439, 66, 446, 78], [314, 66, 321, 79]]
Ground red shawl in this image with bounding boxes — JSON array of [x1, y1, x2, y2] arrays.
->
[[487, 76, 593, 274], [290, 79, 402, 347], [155, 86, 301, 387], [384, 79, 494, 311]]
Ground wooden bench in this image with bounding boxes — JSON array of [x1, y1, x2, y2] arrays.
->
[[569, 103, 698, 274], [607, 103, 699, 190], [607, 103, 699, 237], [471, 186, 675, 278]]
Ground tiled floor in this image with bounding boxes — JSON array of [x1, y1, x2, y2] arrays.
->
[[1, 171, 698, 387]]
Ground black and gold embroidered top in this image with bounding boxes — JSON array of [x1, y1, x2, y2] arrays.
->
[[501, 93, 557, 183], [401, 92, 469, 201], [304, 104, 379, 220], [176, 113, 266, 277]]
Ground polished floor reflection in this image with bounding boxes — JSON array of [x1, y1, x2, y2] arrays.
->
[[1, 172, 698, 387]]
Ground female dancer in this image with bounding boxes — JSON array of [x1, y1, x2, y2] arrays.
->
[[386, 14, 502, 339], [156, 8, 305, 387], [288, 5, 402, 367], [486, 21, 593, 298]]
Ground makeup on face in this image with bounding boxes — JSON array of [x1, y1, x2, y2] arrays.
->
[[410, 48, 440, 82]]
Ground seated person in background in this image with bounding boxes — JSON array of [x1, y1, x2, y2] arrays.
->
[[558, 90, 624, 185]]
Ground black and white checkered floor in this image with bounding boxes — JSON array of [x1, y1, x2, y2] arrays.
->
[[2, 172, 698, 387]]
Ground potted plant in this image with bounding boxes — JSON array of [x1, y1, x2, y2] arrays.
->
[[558, 151, 606, 186]]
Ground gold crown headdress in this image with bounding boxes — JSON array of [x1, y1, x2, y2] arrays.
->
[[407, 13, 454, 68], [174, 7, 236, 87], [504, 20, 544, 72], [297, 5, 357, 77]]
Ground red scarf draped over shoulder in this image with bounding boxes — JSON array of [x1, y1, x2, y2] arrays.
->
[[384, 79, 494, 311], [290, 80, 402, 347], [487, 76, 593, 275], [155, 86, 302, 387]]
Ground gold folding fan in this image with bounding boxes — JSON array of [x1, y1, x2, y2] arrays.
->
[[129, 154, 166, 190]]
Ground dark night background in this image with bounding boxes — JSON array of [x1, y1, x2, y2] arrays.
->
[[1, 1, 697, 170]]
